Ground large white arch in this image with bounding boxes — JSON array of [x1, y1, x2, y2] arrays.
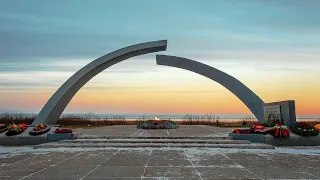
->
[[156, 55, 265, 122], [32, 40, 167, 125]]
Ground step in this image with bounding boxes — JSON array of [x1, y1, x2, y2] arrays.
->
[[34, 142, 274, 149], [76, 136, 233, 140], [59, 139, 250, 144]]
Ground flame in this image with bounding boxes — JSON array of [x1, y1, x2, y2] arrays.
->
[[154, 117, 159, 120]]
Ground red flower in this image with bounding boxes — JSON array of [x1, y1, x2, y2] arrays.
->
[[253, 124, 265, 130], [54, 128, 72, 133]]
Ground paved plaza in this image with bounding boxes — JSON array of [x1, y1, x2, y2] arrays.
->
[[72, 125, 234, 138], [0, 125, 320, 180], [1, 147, 320, 180]]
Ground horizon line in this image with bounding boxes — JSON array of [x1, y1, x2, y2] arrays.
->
[[0, 112, 319, 118]]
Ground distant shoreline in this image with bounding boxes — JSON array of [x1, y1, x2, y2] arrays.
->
[[86, 118, 317, 121], [0, 112, 319, 120], [1, 112, 319, 127]]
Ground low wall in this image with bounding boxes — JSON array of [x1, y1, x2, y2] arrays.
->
[[0, 126, 79, 146], [230, 133, 320, 146]]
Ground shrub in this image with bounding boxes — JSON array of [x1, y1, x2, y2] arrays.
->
[[216, 119, 220, 126], [242, 120, 247, 127]]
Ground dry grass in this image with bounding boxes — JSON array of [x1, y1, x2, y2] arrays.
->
[[0, 113, 36, 125], [0, 112, 319, 128], [58, 113, 130, 126], [178, 114, 258, 127], [296, 119, 320, 127], [0, 112, 130, 126]]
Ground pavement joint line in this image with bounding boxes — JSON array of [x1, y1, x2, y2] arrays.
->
[[128, 132, 136, 137], [138, 130, 146, 137], [78, 149, 120, 180], [283, 164, 319, 179], [262, 154, 320, 179], [141, 165, 244, 168], [18, 152, 84, 180], [1, 156, 32, 167], [140, 149, 153, 179], [257, 153, 319, 179], [262, 179, 319, 180], [85, 176, 183, 179], [300, 172, 319, 179], [216, 150, 264, 180], [78, 166, 98, 180], [183, 149, 204, 180], [135, 130, 142, 136], [129, 129, 141, 137]]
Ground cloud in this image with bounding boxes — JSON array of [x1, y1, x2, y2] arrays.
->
[[143, 90, 214, 94], [0, 58, 162, 90], [0, 57, 160, 72], [0, 28, 160, 61], [1, 0, 319, 63], [1, 0, 320, 93]]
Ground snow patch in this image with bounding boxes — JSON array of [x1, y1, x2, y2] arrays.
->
[[217, 147, 320, 156], [1, 146, 320, 158]]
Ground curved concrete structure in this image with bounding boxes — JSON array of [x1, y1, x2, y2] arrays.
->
[[156, 55, 265, 122], [32, 40, 167, 125]]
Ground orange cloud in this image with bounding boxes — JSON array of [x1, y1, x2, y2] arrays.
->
[[1, 73, 319, 116]]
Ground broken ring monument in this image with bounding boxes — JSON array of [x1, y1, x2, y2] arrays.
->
[[1, 39, 309, 147]]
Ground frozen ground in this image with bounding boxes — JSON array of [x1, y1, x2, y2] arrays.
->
[[1, 125, 320, 179], [71, 125, 234, 137], [0, 146, 320, 180]]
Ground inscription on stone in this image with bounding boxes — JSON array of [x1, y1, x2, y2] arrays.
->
[[264, 105, 281, 122]]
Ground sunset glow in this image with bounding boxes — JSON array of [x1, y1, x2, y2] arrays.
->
[[0, 1, 319, 117]]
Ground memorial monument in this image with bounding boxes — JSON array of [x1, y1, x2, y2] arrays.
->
[[156, 55, 266, 123], [264, 100, 296, 125]]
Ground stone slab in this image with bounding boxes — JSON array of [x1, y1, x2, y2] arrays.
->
[[77, 136, 233, 140], [230, 132, 320, 146], [264, 134, 320, 146], [0, 126, 79, 146], [265, 100, 296, 125], [143, 166, 200, 179], [88, 166, 145, 178], [34, 142, 274, 149], [137, 123, 179, 129], [0, 127, 58, 146], [60, 139, 250, 144], [47, 132, 78, 142], [73, 125, 233, 138], [230, 133, 265, 143], [196, 167, 261, 179], [1, 148, 320, 179]]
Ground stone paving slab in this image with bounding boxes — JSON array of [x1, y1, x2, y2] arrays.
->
[[196, 167, 261, 179], [73, 125, 233, 138], [143, 166, 199, 179], [77, 135, 233, 139], [0, 153, 33, 166], [88, 166, 145, 178], [0, 127, 60, 146], [35, 142, 274, 149], [1, 148, 320, 180], [61, 139, 249, 144]]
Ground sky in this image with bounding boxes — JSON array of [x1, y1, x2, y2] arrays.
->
[[0, 0, 320, 117]]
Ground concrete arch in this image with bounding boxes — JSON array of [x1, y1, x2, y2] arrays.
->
[[32, 40, 167, 125], [156, 55, 265, 122]]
